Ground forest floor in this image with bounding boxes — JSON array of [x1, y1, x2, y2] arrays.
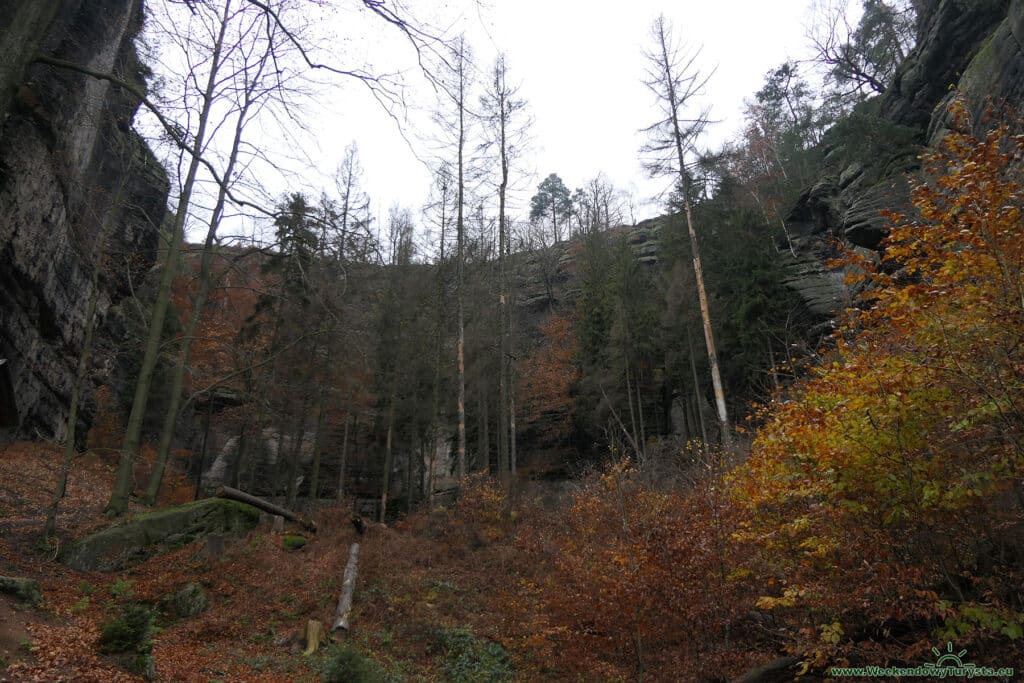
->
[[0, 441, 591, 683]]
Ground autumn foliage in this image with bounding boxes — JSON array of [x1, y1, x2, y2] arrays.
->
[[518, 312, 579, 439], [736, 106, 1024, 666]]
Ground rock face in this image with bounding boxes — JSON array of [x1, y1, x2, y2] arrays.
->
[[880, 0, 1007, 130], [0, 0, 167, 441], [784, 0, 1022, 314]]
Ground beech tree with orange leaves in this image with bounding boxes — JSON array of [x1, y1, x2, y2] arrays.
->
[[736, 104, 1024, 666], [518, 313, 578, 443]]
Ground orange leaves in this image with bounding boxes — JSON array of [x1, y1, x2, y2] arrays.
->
[[735, 104, 1024, 662], [516, 460, 755, 678], [518, 312, 579, 436]]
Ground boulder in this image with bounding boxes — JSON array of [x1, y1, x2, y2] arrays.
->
[[0, 576, 41, 607], [173, 583, 208, 618], [59, 498, 259, 572]]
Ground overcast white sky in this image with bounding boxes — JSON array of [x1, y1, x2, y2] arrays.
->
[[306, 0, 822, 231], [159, 0, 831, 245]]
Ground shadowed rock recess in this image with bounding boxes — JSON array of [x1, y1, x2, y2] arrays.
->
[[0, 0, 168, 441]]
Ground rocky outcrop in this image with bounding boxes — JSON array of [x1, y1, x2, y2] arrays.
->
[[59, 497, 260, 572], [929, 0, 1024, 141], [0, 0, 167, 441], [785, 0, 1021, 314], [880, 0, 1007, 130]]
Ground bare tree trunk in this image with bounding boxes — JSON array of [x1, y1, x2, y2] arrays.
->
[[684, 198, 731, 447], [43, 254, 101, 538], [144, 37, 269, 504], [106, 1, 232, 518], [308, 378, 328, 503], [635, 367, 648, 462], [285, 395, 311, 509], [644, 16, 730, 452], [685, 324, 709, 445], [405, 435, 414, 513], [453, 38, 469, 481], [482, 392, 490, 472], [509, 293, 517, 477], [246, 398, 267, 493], [229, 416, 247, 489], [336, 414, 350, 501], [495, 59, 511, 487], [380, 381, 397, 522], [625, 362, 641, 463], [768, 339, 782, 393], [44, 163, 131, 536]]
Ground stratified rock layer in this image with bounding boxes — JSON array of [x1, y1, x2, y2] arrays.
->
[[785, 0, 1024, 314]]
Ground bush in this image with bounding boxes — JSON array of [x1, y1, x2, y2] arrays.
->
[[98, 604, 156, 679], [98, 604, 154, 654], [432, 626, 513, 683], [320, 643, 386, 683]]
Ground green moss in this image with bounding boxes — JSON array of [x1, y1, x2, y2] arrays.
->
[[282, 534, 307, 551], [0, 576, 41, 607], [59, 498, 260, 572]]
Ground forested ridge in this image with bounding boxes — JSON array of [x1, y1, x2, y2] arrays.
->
[[1, 0, 1023, 680]]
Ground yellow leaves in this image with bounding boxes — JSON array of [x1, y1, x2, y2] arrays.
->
[[726, 567, 752, 582], [819, 621, 844, 645], [756, 586, 804, 610]]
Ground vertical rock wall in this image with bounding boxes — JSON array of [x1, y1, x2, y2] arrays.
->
[[0, 0, 168, 441]]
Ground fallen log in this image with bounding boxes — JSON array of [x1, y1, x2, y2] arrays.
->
[[332, 543, 360, 632], [215, 486, 317, 533]]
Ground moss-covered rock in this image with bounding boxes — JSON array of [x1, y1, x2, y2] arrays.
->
[[173, 583, 208, 618], [60, 498, 260, 572], [0, 576, 41, 607]]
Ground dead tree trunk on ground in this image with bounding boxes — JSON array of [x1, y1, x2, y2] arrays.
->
[[332, 542, 360, 632], [215, 485, 317, 532]]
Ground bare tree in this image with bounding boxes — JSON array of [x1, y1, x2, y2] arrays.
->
[[640, 14, 731, 447], [26, 0, 448, 516], [143, 0, 298, 506], [479, 53, 528, 486], [574, 173, 624, 235], [103, 0, 239, 517], [434, 35, 475, 479], [806, 0, 916, 100]]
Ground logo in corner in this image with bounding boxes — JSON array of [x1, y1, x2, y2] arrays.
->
[[924, 642, 976, 672]]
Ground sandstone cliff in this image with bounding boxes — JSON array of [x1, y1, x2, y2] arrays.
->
[[0, 0, 167, 441], [785, 0, 1023, 314]]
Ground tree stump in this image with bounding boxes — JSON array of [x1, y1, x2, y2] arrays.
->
[[302, 619, 324, 655]]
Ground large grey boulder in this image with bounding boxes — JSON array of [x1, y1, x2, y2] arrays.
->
[[59, 498, 259, 572]]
